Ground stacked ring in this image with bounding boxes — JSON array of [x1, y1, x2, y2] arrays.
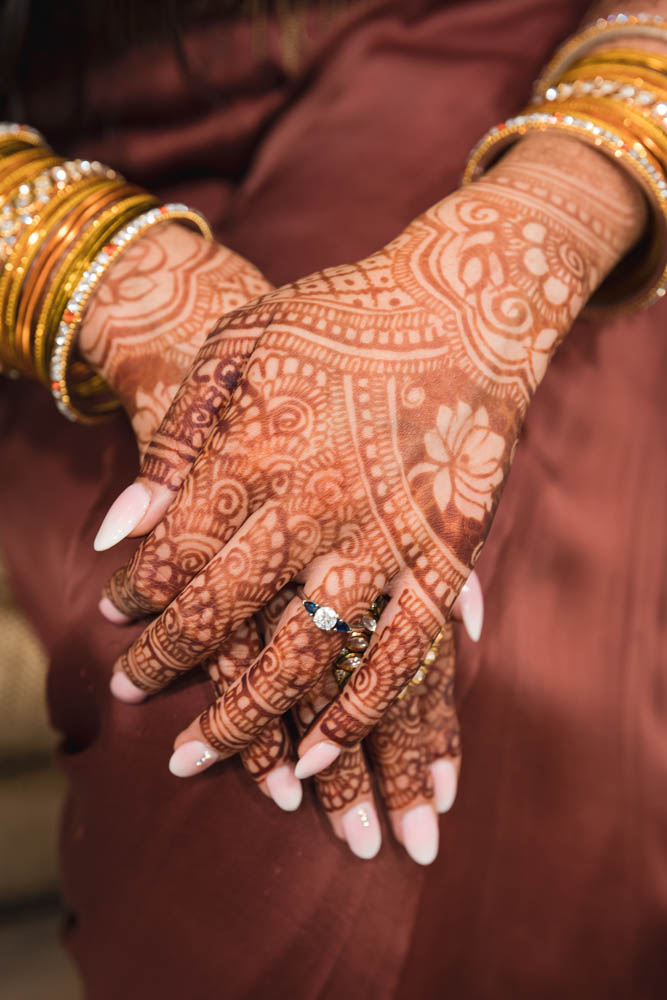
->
[[333, 596, 389, 688]]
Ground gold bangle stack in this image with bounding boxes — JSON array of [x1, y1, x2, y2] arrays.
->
[[0, 124, 212, 421], [463, 17, 667, 313]]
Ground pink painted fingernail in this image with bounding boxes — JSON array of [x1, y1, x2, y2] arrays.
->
[[109, 671, 147, 703], [459, 571, 483, 642], [342, 801, 382, 860], [402, 805, 439, 865], [94, 482, 150, 551], [98, 596, 132, 624], [169, 740, 220, 777], [266, 765, 303, 812], [294, 741, 341, 779], [431, 759, 458, 813]]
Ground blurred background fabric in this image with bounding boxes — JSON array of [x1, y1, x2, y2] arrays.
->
[[0, 550, 82, 999]]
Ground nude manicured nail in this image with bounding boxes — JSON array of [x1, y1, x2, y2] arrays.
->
[[459, 571, 484, 642], [342, 801, 381, 860], [294, 741, 341, 779], [402, 805, 439, 866], [109, 671, 147, 703], [94, 482, 150, 551], [169, 741, 220, 777], [266, 765, 303, 812], [431, 759, 458, 813], [98, 596, 132, 625]]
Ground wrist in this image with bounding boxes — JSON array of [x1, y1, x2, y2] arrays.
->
[[481, 132, 646, 298]]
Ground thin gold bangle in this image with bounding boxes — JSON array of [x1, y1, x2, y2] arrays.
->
[[19, 183, 140, 370], [535, 14, 667, 96], [1, 178, 113, 369], [574, 47, 667, 75]]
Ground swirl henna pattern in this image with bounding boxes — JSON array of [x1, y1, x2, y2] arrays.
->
[[104, 133, 644, 764], [80, 222, 272, 453]]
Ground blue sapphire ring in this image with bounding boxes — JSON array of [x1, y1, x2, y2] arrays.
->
[[302, 598, 351, 634]]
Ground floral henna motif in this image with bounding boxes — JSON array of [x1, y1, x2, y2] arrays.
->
[[79, 222, 272, 454], [108, 132, 643, 757]]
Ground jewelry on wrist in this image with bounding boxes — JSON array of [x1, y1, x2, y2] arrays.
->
[[50, 204, 212, 422], [534, 12, 667, 96], [0, 123, 213, 422], [464, 23, 667, 313], [463, 110, 667, 311]]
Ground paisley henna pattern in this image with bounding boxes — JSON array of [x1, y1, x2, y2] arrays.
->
[[106, 132, 644, 758]]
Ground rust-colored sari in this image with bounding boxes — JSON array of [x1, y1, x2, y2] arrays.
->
[[0, 1, 665, 996]]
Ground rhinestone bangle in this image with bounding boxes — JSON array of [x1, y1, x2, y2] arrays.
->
[[0, 159, 117, 261], [50, 203, 213, 422], [463, 111, 667, 311], [535, 76, 667, 128], [0, 122, 47, 148], [534, 13, 667, 97]]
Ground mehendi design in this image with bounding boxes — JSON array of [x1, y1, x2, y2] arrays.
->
[[107, 134, 642, 755], [80, 223, 271, 454]]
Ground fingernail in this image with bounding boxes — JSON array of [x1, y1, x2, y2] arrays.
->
[[459, 571, 483, 642], [99, 595, 132, 624], [169, 740, 220, 777], [402, 805, 439, 865], [294, 741, 341, 779], [94, 482, 150, 551], [266, 765, 303, 812], [341, 801, 382, 860], [109, 671, 147, 703], [431, 759, 458, 813]]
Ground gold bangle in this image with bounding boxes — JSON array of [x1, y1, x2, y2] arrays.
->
[[36, 193, 157, 383], [574, 46, 667, 75], [535, 13, 667, 96], [0, 148, 54, 191], [19, 183, 141, 372], [531, 95, 667, 169], [50, 203, 212, 422], [555, 64, 667, 99], [0, 178, 114, 370], [463, 109, 667, 311]]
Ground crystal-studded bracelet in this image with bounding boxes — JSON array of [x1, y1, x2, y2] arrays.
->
[[534, 12, 667, 97], [462, 110, 667, 311], [0, 159, 117, 262], [50, 203, 212, 421], [0, 122, 47, 148]]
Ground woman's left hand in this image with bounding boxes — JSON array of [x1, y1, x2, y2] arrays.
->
[[195, 581, 475, 863]]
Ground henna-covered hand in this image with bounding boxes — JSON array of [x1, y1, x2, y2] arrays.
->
[[83, 219, 480, 854], [80, 221, 272, 459], [191, 581, 473, 864], [100, 132, 644, 783]]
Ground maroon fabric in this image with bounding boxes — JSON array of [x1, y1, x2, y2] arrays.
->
[[0, 1, 665, 997]]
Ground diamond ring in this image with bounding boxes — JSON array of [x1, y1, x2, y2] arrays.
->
[[302, 598, 351, 633]]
